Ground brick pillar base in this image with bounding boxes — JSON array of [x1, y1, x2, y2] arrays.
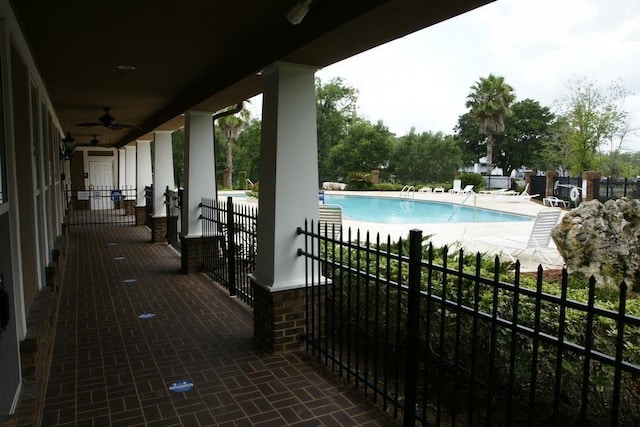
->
[[251, 281, 306, 354], [180, 235, 225, 274], [135, 206, 146, 226], [151, 216, 167, 243], [123, 200, 136, 215]]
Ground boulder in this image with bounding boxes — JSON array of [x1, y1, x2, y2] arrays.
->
[[551, 198, 640, 288]]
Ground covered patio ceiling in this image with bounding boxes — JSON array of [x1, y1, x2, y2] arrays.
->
[[10, 0, 492, 148]]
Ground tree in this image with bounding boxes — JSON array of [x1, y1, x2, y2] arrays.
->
[[316, 77, 359, 182], [171, 129, 185, 188], [217, 104, 251, 189], [465, 74, 516, 170], [233, 118, 261, 184], [389, 129, 462, 183], [455, 99, 555, 175], [326, 120, 393, 180], [553, 77, 631, 175], [494, 99, 554, 175], [454, 112, 488, 166]]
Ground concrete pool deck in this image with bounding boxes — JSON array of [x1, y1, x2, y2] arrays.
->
[[220, 190, 569, 272], [325, 190, 568, 272]]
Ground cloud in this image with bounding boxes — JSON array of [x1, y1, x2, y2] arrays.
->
[[253, 0, 640, 151]]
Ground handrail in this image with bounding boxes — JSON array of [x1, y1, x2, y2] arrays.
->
[[246, 178, 254, 189], [400, 185, 415, 199], [448, 190, 476, 221]]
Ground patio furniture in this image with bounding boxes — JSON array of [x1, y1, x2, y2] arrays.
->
[[319, 204, 343, 239], [473, 208, 562, 264], [448, 179, 462, 193], [543, 196, 570, 208]]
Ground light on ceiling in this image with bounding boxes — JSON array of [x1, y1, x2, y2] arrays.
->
[[60, 131, 76, 160], [286, 0, 312, 25]]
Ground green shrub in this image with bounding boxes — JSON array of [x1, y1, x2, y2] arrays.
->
[[373, 183, 404, 191], [346, 172, 374, 190], [460, 172, 485, 191], [318, 238, 640, 425]]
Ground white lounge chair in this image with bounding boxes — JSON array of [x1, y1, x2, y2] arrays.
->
[[473, 208, 562, 264], [478, 188, 518, 196], [460, 184, 474, 194], [318, 204, 342, 239], [543, 196, 569, 208], [450, 184, 474, 194], [448, 179, 461, 193]]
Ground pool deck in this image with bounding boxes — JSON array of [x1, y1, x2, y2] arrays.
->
[[220, 190, 569, 272], [333, 190, 567, 272]]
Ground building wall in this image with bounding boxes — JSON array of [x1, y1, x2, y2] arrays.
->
[[0, 212, 21, 415]]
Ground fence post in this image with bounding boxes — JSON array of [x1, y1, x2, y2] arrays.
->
[[226, 196, 237, 297], [165, 186, 171, 242], [403, 229, 422, 426]]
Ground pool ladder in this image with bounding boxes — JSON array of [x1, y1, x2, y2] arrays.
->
[[448, 190, 477, 222], [399, 185, 415, 199]]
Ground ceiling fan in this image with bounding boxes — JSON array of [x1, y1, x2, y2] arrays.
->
[[75, 135, 116, 148], [76, 107, 140, 131]]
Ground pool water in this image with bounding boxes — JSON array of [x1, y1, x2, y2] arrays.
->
[[323, 194, 533, 224]]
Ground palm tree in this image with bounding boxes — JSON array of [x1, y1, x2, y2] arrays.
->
[[465, 74, 515, 171], [218, 105, 250, 189]]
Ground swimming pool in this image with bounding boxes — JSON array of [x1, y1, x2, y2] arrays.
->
[[323, 194, 533, 224]]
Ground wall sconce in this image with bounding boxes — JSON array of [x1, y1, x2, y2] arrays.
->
[[287, 0, 312, 25], [60, 131, 76, 160]]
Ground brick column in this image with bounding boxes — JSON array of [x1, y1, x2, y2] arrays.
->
[[135, 206, 146, 226], [251, 280, 327, 354], [151, 216, 167, 243], [180, 235, 223, 274], [251, 284, 304, 353], [581, 170, 601, 201], [546, 170, 559, 197], [524, 170, 533, 193]]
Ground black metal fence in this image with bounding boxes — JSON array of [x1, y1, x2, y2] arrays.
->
[[165, 187, 182, 251], [297, 223, 640, 426], [65, 185, 136, 226], [200, 197, 257, 307], [144, 185, 153, 229], [600, 177, 639, 201]]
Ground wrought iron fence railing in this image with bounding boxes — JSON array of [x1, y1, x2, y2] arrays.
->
[[65, 185, 136, 226], [144, 185, 153, 229], [200, 196, 257, 308], [297, 223, 640, 426], [165, 187, 182, 251], [600, 177, 639, 201]]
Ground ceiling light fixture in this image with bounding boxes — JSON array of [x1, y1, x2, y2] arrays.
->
[[286, 0, 312, 25], [117, 65, 136, 72]]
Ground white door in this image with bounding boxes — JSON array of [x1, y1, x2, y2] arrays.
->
[[89, 160, 114, 210]]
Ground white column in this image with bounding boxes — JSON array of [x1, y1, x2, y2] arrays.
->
[[118, 148, 126, 189], [182, 111, 215, 237], [136, 140, 152, 206], [153, 131, 174, 217], [125, 146, 136, 199], [251, 62, 319, 291]]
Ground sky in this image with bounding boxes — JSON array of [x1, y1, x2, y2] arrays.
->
[[250, 0, 640, 152]]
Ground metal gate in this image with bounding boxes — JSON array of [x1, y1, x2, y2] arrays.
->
[[65, 185, 136, 226]]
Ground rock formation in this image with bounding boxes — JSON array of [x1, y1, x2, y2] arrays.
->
[[551, 198, 640, 288]]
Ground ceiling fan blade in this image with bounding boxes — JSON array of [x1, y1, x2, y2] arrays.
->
[[76, 122, 102, 127]]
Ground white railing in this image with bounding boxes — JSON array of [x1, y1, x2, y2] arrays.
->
[[448, 190, 476, 221], [400, 185, 415, 199]]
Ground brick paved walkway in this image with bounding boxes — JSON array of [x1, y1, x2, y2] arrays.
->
[[41, 226, 391, 426]]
